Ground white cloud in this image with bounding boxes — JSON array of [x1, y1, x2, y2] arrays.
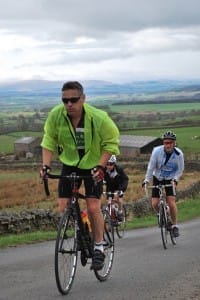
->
[[0, 0, 200, 82]]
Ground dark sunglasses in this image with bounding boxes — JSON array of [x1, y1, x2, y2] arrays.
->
[[107, 162, 114, 166], [163, 141, 174, 145], [62, 96, 81, 104]]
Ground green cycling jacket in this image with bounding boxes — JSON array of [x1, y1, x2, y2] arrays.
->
[[41, 103, 120, 169]]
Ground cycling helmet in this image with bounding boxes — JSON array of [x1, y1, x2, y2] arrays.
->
[[163, 131, 176, 140], [108, 155, 117, 163]]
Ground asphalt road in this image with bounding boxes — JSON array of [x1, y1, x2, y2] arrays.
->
[[0, 218, 200, 300]]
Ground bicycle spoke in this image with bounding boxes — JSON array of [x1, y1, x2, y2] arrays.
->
[[94, 209, 114, 281], [116, 204, 127, 238], [160, 205, 168, 249], [55, 211, 78, 295]]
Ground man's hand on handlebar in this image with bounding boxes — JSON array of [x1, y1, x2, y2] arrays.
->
[[118, 190, 124, 197], [171, 179, 178, 186], [40, 164, 51, 180], [91, 165, 105, 182], [142, 180, 149, 189]]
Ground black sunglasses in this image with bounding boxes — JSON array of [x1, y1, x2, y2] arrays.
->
[[107, 162, 114, 166], [62, 96, 81, 104]]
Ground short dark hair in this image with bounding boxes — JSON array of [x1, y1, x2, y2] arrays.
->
[[62, 81, 84, 94]]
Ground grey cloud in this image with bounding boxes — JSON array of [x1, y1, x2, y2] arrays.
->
[[1, 0, 200, 81], [1, 0, 200, 33], [1, 0, 200, 50]]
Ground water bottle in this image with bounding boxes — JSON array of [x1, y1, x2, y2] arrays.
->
[[81, 210, 92, 232]]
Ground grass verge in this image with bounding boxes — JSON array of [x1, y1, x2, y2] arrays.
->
[[0, 196, 200, 248], [0, 231, 56, 248], [126, 196, 200, 229]]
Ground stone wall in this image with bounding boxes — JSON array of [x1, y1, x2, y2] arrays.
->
[[0, 209, 59, 235], [0, 181, 199, 235]]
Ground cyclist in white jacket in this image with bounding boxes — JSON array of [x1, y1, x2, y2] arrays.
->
[[143, 131, 184, 237]]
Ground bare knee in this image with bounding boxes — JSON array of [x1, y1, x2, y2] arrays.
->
[[152, 198, 159, 211], [57, 198, 68, 213], [86, 198, 101, 215]]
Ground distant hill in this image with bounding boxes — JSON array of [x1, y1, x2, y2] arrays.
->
[[0, 79, 200, 97], [0, 79, 200, 110]]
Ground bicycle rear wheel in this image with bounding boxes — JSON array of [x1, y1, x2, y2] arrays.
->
[[94, 209, 114, 281], [55, 210, 78, 295], [159, 205, 168, 249], [116, 204, 127, 239]]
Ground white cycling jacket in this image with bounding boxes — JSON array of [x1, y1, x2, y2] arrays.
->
[[145, 145, 184, 182]]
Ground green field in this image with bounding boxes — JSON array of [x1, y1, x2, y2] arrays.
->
[[111, 102, 200, 113]]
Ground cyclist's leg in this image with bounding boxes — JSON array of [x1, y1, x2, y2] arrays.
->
[[58, 198, 70, 212], [166, 183, 179, 237], [152, 197, 159, 212], [152, 176, 160, 213], [117, 194, 123, 211], [165, 181, 178, 225], [116, 195, 124, 221], [167, 195, 177, 225], [87, 199, 105, 270], [86, 197, 104, 245], [85, 176, 105, 270]]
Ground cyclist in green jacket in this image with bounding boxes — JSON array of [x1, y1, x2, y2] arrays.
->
[[41, 81, 120, 270]]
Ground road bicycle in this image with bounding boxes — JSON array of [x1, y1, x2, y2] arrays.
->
[[102, 191, 127, 238], [145, 183, 176, 249], [42, 172, 114, 295]]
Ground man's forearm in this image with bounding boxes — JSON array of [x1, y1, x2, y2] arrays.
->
[[98, 151, 112, 168], [42, 148, 53, 166]]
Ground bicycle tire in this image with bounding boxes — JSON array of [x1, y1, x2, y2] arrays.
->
[[159, 204, 168, 249], [55, 210, 78, 295], [116, 204, 127, 239], [166, 213, 177, 246], [94, 209, 114, 281], [170, 228, 177, 245]]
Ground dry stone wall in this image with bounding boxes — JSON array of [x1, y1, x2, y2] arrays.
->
[[0, 181, 199, 235]]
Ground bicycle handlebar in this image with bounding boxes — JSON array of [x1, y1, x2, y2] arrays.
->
[[144, 182, 176, 197], [147, 184, 173, 189], [41, 172, 92, 197], [103, 191, 119, 196]]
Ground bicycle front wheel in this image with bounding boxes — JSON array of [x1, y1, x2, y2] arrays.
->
[[170, 228, 177, 245], [55, 210, 78, 295], [116, 204, 127, 239], [159, 205, 168, 250], [94, 209, 114, 281]]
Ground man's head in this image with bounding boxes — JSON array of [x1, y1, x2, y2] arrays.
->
[[162, 131, 176, 153], [62, 81, 84, 94], [106, 155, 117, 170], [61, 81, 85, 118]]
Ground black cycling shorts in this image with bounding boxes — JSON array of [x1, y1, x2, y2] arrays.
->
[[152, 176, 174, 197], [58, 165, 103, 199]]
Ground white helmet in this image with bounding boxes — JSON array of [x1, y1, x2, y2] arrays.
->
[[108, 155, 117, 163]]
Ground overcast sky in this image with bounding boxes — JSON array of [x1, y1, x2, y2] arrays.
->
[[0, 0, 200, 83]]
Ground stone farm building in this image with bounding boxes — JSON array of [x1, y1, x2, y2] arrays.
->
[[14, 137, 42, 158], [120, 135, 162, 157], [13, 135, 162, 159]]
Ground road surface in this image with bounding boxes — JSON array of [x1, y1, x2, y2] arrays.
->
[[0, 218, 200, 300]]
